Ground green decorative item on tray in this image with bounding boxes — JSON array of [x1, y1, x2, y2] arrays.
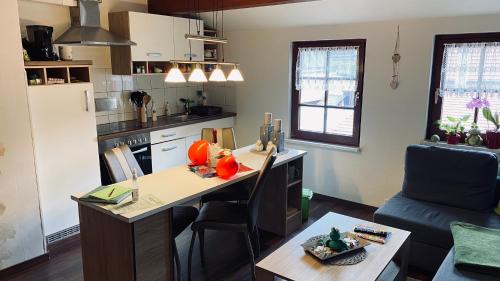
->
[[301, 227, 370, 261]]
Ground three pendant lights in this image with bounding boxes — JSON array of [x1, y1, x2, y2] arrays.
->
[[165, 0, 244, 83]]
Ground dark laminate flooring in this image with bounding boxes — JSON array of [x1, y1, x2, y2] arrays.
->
[[0, 197, 433, 281]]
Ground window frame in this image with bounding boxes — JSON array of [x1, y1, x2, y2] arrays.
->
[[426, 32, 500, 139], [290, 39, 366, 147]]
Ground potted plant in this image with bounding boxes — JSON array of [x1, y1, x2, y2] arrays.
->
[[482, 107, 500, 149], [437, 115, 470, 144]]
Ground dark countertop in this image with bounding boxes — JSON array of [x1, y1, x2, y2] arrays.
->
[[97, 112, 237, 141]]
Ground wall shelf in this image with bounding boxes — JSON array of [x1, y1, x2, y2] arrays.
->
[[24, 61, 92, 86]]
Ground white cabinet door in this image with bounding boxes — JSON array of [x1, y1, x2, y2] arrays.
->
[[185, 134, 202, 164], [173, 18, 204, 61], [28, 83, 101, 236], [129, 12, 174, 62], [151, 138, 187, 172]]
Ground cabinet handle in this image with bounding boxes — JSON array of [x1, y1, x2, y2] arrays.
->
[[184, 53, 197, 58], [85, 90, 90, 112], [162, 146, 177, 152], [161, 133, 176, 138], [147, 52, 162, 57]]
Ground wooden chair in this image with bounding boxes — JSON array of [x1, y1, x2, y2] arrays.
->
[[103, 145, 198, 281], [200, 127, 251, 205], [201, 127, 237, 150], [187, 148, 277, 281]]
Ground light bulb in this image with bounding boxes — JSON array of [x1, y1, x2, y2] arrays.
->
[[188, 64, 208, 83], [209, 65, 227, 82], [227, 66, 244, 81], [165, 64, 186, 83]]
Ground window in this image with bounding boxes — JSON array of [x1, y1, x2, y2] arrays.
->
[[291, 39, 366, 147], [427, 33, 500, 138]]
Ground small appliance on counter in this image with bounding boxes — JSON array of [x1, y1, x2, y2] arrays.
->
[[24, 25, 57, 61]]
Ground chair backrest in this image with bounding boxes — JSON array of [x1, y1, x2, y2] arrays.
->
[[103, 145, 144, 183], [247, 147, 277, 230], [403, 145, 498, 212], [201, 128, 237, 150]]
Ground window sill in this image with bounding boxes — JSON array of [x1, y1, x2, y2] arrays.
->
[[286, 138, 361, 153], [421, 140, 500, 155]]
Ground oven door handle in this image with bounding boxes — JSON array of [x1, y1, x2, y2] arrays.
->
[[131, 147, 148, 155]]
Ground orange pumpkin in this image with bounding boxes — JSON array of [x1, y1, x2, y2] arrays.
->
[[216, 155, 240, 179], [188, 140, 209, 165]]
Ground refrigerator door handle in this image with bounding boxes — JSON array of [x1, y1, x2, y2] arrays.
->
[[85, 90, 90, 112]]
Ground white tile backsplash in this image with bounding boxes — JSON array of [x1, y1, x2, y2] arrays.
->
[[92, 68, 236, 125]]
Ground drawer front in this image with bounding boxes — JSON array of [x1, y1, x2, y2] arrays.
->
[[150, 117, 235, 144], [151, 138, 187, 172]]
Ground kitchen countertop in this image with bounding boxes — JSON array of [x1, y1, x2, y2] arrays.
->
[[97, 112, 237, 140]]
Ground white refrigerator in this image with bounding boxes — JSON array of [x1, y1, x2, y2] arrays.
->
[[28, 83, 101, 237]]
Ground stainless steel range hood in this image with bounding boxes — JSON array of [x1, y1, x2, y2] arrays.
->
[[54, 0, 135, 46]]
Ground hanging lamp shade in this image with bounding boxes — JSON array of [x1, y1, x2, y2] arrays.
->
[[209, 65, 227, 82], [165, 64, 186, 83], [188, 64, 208, 83], [227, 65, 244, 81]]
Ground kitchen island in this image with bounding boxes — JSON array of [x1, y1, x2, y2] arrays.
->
[[71, 145, 306, 281]]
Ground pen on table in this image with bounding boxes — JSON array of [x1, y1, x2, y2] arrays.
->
[[108, 187, 115, 198]]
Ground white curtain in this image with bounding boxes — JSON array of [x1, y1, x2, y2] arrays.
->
[[439, 42, 500, 99], [295, 46, 359, 92]]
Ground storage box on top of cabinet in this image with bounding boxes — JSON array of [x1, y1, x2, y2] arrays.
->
[[109, 11, 204, 75]]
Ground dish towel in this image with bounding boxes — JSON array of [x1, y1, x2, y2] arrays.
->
[[451, 221, 500, 276]]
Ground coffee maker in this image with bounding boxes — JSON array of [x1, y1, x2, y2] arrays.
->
[[25, 25, 57, 61]]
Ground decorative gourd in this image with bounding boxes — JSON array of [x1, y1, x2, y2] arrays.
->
[[216, 155, 239, 179], [188, 140, 209, 165]]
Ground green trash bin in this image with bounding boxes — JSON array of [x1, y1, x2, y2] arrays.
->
[[302, 188, 314, 221]]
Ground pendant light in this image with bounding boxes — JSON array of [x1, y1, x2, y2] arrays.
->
[[209, 65, 227, 82], [188, 64, 208, 82], [165, 63, 186, 83], [227, 65, 244, 81]]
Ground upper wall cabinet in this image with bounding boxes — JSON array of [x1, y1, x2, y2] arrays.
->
[[22, 0, 77, 6], [128, 12, 174, 62], [173, 18, 204, 61], [109, 11, 204, 75]]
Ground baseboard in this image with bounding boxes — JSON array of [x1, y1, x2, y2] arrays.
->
[[0, 253, 49, 280], [47, 233, 81, 258], [313, 193, 378, 213]]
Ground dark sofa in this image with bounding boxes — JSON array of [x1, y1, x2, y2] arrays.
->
[[374, 145, 500, 273]]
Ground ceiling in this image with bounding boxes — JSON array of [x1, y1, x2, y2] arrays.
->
[[200, 0, 500, 31]]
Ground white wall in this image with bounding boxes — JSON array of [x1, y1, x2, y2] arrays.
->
[[0, 0, 45, 270], [224, 14, 500, 206]]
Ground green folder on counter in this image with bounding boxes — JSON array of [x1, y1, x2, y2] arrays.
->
[[80, 185, 132, 204]]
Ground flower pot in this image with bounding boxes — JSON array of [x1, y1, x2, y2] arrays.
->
[[446, 134, 461, 145], [486, 131, 500, 149]]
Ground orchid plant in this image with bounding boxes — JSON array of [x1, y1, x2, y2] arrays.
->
[[465, 96, 500, 131]]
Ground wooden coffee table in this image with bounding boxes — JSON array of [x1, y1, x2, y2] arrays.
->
[[256, 212, 411, 281]]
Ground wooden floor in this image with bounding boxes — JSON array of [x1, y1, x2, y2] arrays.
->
[[0, 196, 433, 281]]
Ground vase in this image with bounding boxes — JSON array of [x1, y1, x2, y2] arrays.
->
[[446, 134, 461, 145], [485, 131, 500, 149]]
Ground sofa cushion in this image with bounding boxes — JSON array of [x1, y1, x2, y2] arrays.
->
[[402, 145, 498, 211], [433, 248, 500, 281], [374, 192, 500, 249]]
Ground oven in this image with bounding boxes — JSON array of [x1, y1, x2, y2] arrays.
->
[[98, 132, 152, 185]]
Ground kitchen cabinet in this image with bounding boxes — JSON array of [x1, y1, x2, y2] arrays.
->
[[151, 138, 187, 172], [28, 83, 101, 236], [128, 12, 174, 62], [151, 117, 233, 172], [173, 18, 204, 61], [109, 11, 204, 75], [22, 0, 77, 6]]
